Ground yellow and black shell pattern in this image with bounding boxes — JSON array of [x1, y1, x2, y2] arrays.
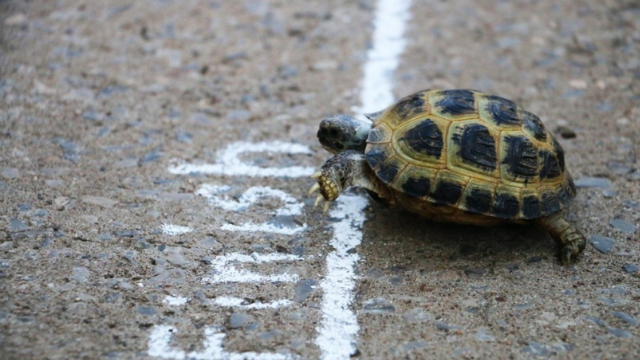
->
[[364, 89, 576, 220]]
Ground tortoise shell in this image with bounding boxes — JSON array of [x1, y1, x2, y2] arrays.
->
[[364, 89, 576, 220]]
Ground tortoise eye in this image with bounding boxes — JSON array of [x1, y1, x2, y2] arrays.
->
[[329, 128, 339, 137]]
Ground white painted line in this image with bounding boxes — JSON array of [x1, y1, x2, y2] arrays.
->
[[210, 296, 293, 309], [352, 0, 413, 119], [162, 296, 190, 306], [168, 141, 315, 177], [160, 224, 193, 236], [148, 325, 296, 360], [202, 252, 303, 284], [316, 0, 412, 359], [315, 195, 368, 360]]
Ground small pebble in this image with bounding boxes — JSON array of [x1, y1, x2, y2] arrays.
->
[[609, 219, 636, 234], [226, 109, 251, 122], [555, 125, 576, 139], [174, 130, 193, 143], [522, 342, 550, 356], [137, 306, 157, 316], [400, 341, 430, 352], [403, 308, 432, 323], [2, 168, 20, 179], [8, 218, 29, 232], [628, 170, 640, 181], [82, 196, 118, 208], [607, 162, 632, 175], [113, 230, 137, 238], [229, 313, 256, 329], [435, 322, 463, 331], [608, 328, 632, 338], [362, 298, 395, 314], [574, 177, 611, 188], [72, 267, 91, 283], [294, 279, 317, 303], [612, 311, 639, 326], [588, 235, 615, 254], [622, 264, 639, 274], [475, 327, 495, 342], [140, 149, 163, 165], [464, 268, 485, 278], [596, 102, 614, 113], [82, 110, 105, 122], [602, 189, 617, 198]]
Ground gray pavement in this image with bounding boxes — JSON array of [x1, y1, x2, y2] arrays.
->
[[1, 0, 639, 359]]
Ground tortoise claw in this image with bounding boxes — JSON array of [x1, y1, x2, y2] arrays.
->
[[310, 171, 321, 179], [322, 200, 331, 212], [308, 183, 320, 196], [560, 247, 574, 266]]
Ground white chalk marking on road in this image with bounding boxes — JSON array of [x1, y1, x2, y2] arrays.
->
[[210, 296, 293, 309], [220, 222, 306, 235], [197, 184, 308, 235], [315, 195, 368, 360], [352, 0, 413, 119], [148, 325, 296, 360], [160, 224, 193, 236], [197, 184, 304, 216], [162, 296, 190, 306], [202, 252, 303, 284], [316, 0, 412, 359], [168, 141, 315, 177]]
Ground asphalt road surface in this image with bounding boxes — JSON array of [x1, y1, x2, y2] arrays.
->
[[1, 0, 639, 359]]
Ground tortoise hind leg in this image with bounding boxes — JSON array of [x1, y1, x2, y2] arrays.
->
[[537, 213, 586, 265]]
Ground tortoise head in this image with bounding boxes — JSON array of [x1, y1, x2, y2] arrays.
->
[[317, 115, 371, 154]]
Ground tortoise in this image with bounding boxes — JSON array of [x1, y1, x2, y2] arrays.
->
[[308, 89, 586, 264]]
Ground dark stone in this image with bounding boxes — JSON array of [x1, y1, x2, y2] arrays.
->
[[294, 279, 317, 303]]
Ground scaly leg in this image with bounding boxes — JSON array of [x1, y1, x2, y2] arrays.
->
[[537, 212, 586, 265], [308, 150, 393, 211]]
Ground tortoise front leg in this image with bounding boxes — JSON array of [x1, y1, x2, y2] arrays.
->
[[537, 212, 586, 265], [308, 150, 393, 211]]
